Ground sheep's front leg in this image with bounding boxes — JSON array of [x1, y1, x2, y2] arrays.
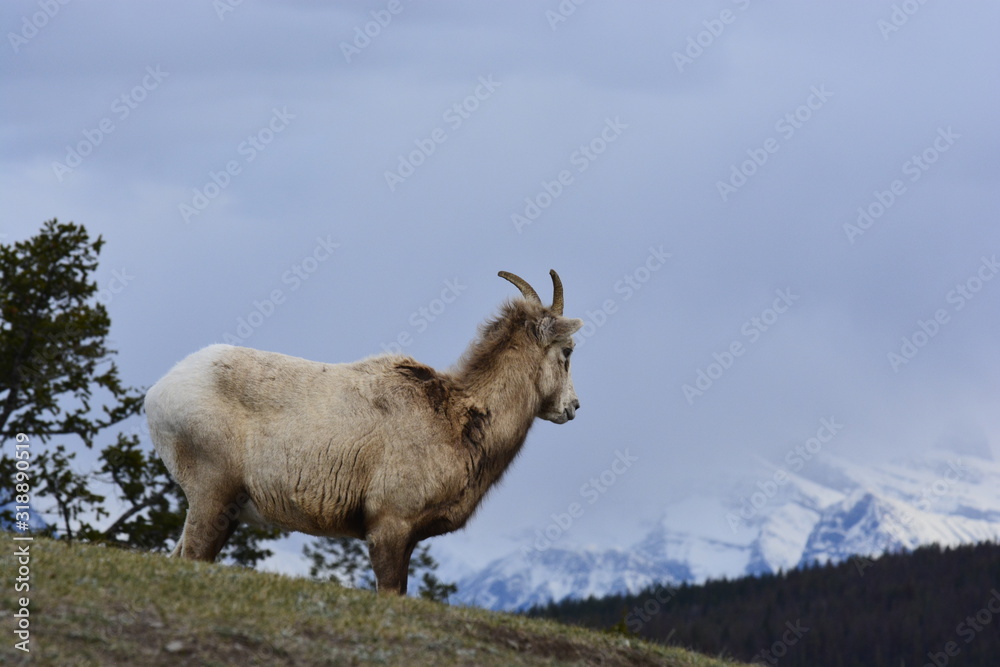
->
[[367, 520, 416, 595]]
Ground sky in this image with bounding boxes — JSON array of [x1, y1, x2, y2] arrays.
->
[[3, 1, 999, 579]]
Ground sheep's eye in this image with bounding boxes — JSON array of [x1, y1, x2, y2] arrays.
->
[[562, 347, 572, 359]]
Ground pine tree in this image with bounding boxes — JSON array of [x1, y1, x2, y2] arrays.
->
[[1, 219, 142, 443], [0, 220, 281, 565]]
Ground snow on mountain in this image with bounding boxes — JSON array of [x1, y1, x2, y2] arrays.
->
[[455, 544, 690, 612], [633, 494, 757, 582], [454, 447, 1000, 611], [751, 500, 823, 573]]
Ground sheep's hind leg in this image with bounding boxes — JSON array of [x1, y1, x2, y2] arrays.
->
[[175, 490, 244, 562]]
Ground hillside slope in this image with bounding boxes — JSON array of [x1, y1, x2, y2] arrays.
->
[[0, 536, 745, 666]]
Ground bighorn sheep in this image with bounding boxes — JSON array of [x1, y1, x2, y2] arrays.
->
[[145, 270, 582, 594]]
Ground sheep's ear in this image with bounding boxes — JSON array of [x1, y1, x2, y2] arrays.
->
[[536, 316, 583, 343], [557, 317, 583, 338]]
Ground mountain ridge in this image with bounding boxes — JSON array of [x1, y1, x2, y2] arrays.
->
[[454, 447, 1000, 610]]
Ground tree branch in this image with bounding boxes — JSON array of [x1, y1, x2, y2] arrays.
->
[[100, 480, 176, 541]]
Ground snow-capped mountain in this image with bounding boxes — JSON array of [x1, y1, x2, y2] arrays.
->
[[455, 545, 691, 612], [454, 447, 1000, 611]]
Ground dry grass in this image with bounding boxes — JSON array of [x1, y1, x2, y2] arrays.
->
[[0, 536, 746, 666]]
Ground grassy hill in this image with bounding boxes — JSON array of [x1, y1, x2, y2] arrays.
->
[[0, 536, 746, 666]]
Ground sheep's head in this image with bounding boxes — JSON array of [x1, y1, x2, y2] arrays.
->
[[498, 270, 583, 424]]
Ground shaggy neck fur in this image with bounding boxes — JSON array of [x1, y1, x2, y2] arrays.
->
[[449, 300, 546, 495]]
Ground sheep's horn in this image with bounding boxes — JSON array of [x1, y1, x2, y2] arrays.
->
[[549, 269, 564, 316], [498, 271, 541, 304]]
